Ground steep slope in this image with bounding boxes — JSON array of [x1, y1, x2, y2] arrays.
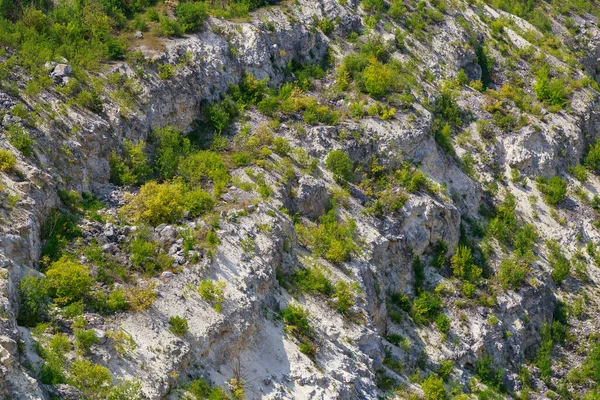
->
[[2, 0, 600, 399]]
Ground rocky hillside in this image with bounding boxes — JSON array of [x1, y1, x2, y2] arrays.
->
[[2, 0, 600, 399]]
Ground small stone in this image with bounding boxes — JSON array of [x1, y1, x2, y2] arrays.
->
[[50, 64, 73, 81], [93, 329, 107, 344], [135, 31, 144, 39], [160, 226, 178, 242], [221, 193, 235, 203], [161, 271, 175, 279]]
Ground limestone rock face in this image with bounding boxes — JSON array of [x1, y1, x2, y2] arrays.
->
[[2, 0, 600, 399]]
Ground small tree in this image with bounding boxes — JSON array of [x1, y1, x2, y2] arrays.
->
[[450, 245, 481, 282], [18, 275, 50, 326], [46, 257, 93, 305], [120, 181, 187, 226], [325, 150, 354, 182], [362, 59, 392, 97], [422, 373, 447, 400]]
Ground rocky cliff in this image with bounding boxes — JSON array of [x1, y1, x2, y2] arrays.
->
[[2, 0, 600, 399]]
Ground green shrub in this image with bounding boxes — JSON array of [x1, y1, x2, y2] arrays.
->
[[294, 267, 334, 296], [534, 66, 569, 109], [412, 292, 442, 324], [18, 275, 50, 326], [109, 140, 149, 186], [0, 148, 16, 171], [46, 257, 92, 305], [69, 359, 112, 399], [434, 123, 454, 155], [569, 163, 588, 182], [585, 141, 600, 173], [325, 150, 354, 182], [198, 280, 226, 312], [548, 240, 570, 284], [582, 342, 600, 384], [422, 373, 447, 400], [184, 189, 215, 217], [176, 1, 209, 33], [187, 378, 229, 400], [536, 176, 567, 205], [158, 64, 174, 80], [318, 17, 335, 35], [296, 208, 359, 263], [152, 126, 191, 180], [435, 313, 451, 333], [75, 329, 99, 353], [130, 233, 159, 273], [159, 16, 182, 37], [497, 256, 530, 290], [39, 333, 70, 385], [450, 245, 482, 283], [361, 0, 386, 12], [362, 60, 392, 97], [76, 90, 103, 113], [334, 281, 355, 314], [168, 315, 189, 336], [5, 124, 34, 156], [121, 181, 186, 226], [281, 303, 313, 344], [40, 210, 82, 265], [476, 356, 504, 391], [178, 150, 230, 190]]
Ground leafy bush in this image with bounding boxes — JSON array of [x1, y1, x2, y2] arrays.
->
[[176, 1, 209, 33], [158, 64, 174, 80], [69, 359, 112, 399], [184, 189, 215, 217], [5, 124, 34, 156], [422, 373, 447, 400], [476, 356, 504, 392], [0, 148, 16, 171], [109, 140, 150, 186], [585, 140, 600, 173], [536, 176, 567, 205], [121, 181, 187, 226], [198, 280, 226, 312], [18, 275, 50, 326], [296, 208, 359, 263], [361, 0, 385, 11], [326, 150, 354, 182], [534, 66, 570, 109], [362, 59, 392, 97], [168, 315, 189, 336], [152, 126, 191, 181], [569, 163, 588, 182], [39, 333, 70, 385], [187, 378, 229, 400], [178, 150, 230, 190], [294, 267, 334, 296], [46, 257, 92, 305], [547, 240, 570, 284], [281, 303, 316, 357], [412, 292, 442, 324], [40, 210, 82, 266], [75, 329, 99, 353], [334, 281, 355, 314], [497, 256, 530, 290], [450, 245, 482, 283]]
